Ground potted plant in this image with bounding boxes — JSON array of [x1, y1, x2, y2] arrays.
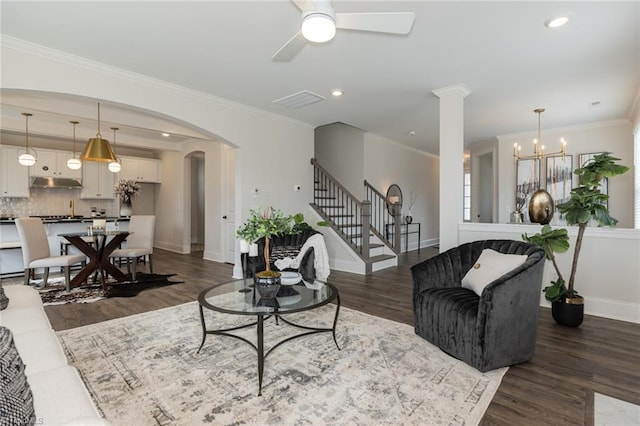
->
[[242, 207, 293, 298], [523, 152, 629, 327], [236, 219, 259, 256]]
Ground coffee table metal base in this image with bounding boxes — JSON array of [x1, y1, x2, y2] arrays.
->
[[197, 297, 340, 396]]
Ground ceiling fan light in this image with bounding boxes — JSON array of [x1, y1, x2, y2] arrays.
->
[[18, 153, 36, 167], [302, 12, 336, 43]]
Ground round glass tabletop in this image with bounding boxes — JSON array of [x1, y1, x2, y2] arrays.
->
[[198, 279, 337, 316]]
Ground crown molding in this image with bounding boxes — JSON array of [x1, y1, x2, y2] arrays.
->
[[496, 118, 632, 141], [432, 83, 472, 99], [0, 35, 314, 131]]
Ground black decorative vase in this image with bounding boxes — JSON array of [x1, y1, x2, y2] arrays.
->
[[254, 272, 281, 299], [405, 215, 413, 224], [551, 296, 584, 327]]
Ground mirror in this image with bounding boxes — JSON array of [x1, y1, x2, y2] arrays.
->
[[386, 184, 403, 216]]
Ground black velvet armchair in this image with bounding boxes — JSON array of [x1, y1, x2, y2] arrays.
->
[[244, 229, 319, 282], [411, 240, 545, 372]]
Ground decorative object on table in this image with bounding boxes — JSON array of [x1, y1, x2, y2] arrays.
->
[[545, 154, 573, 224], [242, 207, 294, 298], [405, 190, 417, 224], [114, 179, 140, 217], [522, 152, 629, 327], [510, 193, 526, 223], [528, 189, 554, 224], [280, 271, 302, 286], [515, 158, 541, 222]]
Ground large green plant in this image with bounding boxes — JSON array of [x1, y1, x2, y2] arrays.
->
[[239, 207, 293, 275], [523, 152, 629, 301]]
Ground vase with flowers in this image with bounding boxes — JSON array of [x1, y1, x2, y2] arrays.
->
[[114, 179, 140, 217]]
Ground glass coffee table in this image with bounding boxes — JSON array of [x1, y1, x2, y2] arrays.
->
[[197, 279, 340, 395]]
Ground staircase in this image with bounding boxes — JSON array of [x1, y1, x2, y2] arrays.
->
[[310, 158, 403, 274]]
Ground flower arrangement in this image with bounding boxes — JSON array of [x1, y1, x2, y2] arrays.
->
[[114, 179, 141, 203]]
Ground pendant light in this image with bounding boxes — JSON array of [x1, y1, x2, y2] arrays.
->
[[80, 102, 117, 162], [66, 120, 82, 170], [18, 112, 37, 166], [108, 127, 122, 173]]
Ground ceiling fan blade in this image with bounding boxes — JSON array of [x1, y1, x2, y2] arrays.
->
[[272, 31, 307, 62], [292, 0, 317, 12], [335, 12, 415, 34]]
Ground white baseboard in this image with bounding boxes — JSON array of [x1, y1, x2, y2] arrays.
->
[[583, 297, 640, 324], [154, 241, 188, 254], [202, 250, 223, 263]]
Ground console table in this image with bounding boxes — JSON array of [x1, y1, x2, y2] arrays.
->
[[385, 222, 421, 253]]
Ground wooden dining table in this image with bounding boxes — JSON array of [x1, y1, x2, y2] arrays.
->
[[58, 231, 130, 289]]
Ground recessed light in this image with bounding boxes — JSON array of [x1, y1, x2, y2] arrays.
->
[[408, 130, 416, 136], [331, 89, 343, 97], [545, 16, 569, 28], [161, 132, 170, 137]]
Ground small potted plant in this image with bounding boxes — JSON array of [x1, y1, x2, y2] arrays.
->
[[242, 207, 293, 298], [523, 152, 629, 327]]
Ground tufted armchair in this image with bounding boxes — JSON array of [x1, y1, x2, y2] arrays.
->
[[411, 240, 545, 372]]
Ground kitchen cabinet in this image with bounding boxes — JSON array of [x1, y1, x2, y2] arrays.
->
[[120, 157, 162, 183], [29, 149, 82, 179], [0, 146, 30, 197], [80, 161, 115, 199]]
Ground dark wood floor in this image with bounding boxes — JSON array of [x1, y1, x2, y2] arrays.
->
[[43, 248, 640, 425]]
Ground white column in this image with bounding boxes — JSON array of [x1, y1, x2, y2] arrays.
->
[[432, 84, 471, 252]]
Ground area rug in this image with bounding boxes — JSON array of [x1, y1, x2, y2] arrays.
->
[[23, 273, 183, 305], [56, 297, 507, 425]]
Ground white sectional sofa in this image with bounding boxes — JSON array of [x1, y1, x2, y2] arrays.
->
[[0, 284, 107, 425]]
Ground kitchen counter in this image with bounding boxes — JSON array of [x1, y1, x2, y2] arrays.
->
[[0, 217, 130, 225]]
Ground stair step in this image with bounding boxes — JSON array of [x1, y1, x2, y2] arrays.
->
[[314, 188, 328, 192], [368, 254, 396, 263], [315, 196, 336, 200], [369, 243, 384, 249]]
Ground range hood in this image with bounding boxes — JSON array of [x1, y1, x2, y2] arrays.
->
[[30, 176, 83, 189]]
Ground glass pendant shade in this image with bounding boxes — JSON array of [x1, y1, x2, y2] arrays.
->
[[67, 120, 82, 170], [18, 152, 36, 166], [108, 160, 121, 173], [67, 157, 82, 170], [18, 112, 36, 167]]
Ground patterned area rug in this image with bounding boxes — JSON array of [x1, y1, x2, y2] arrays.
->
[[5, 273, 183, 305], [57, 297, 507, 425]]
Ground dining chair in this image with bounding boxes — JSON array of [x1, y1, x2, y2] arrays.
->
[[109, 215, 156, 281], [15, 217, 86, 291]]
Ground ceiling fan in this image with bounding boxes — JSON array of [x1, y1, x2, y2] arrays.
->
[[272, 0, 415, 62]]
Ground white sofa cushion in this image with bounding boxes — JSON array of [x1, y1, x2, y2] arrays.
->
[[0, 305, 52, 333], [3, 285, 43, 308], [13, 329, 68, 376], [29, 366, 105, 425]]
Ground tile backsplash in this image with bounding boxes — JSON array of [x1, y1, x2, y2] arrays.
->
[[0, 188, 117, 218]]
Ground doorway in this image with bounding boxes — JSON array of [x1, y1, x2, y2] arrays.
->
[[189, 153, 205, 253]]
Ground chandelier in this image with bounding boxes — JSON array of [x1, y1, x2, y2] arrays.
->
[[513, 108, 567, 160]]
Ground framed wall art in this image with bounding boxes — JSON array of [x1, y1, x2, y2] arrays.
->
[[545, 155, 573, 225], [515, 159, 541, 221]]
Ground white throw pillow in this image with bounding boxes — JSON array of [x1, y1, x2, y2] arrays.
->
[[461, 249, 528, 296]]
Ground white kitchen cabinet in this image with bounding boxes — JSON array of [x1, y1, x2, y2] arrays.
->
[[80, 161, 115, 199], [120, 157, 162, 183], [0, 146, 30, 197], [29, 149, 82, 179]]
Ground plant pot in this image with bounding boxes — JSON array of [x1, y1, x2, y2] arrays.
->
[[254, 271, 281, 299], [551, 296, 584, 327]]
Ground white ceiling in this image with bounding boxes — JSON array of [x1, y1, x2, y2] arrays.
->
[[1, 1, 638, 156]]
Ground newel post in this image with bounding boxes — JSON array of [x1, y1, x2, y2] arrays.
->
[[361, 201, 371, 258]]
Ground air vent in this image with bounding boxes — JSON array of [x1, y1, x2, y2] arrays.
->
[[273, 90, 326, 109]]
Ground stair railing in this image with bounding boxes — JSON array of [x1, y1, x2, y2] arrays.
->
[[364, 180, 402, 253], [310, 158, 370, 258]]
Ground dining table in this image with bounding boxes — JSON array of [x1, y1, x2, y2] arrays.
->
[[58, 230, 130, 289]]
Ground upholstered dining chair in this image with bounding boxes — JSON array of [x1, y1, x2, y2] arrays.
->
[[15, 217, 86, 291], [109, 215, 156, 281], [411, 239, 545, 372]]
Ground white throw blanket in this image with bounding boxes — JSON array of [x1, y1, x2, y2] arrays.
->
[[274, 233, 330, 281]]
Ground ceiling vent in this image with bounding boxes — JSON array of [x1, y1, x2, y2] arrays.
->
[[273, 90, 325, 109]]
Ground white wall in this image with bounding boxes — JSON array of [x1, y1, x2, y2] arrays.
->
[[314, 123, 365, 198], [1, 37, 316, 270], [496, 120, 635, 227], [364, 132, 440, 249], [459, 223, 640, 324]]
